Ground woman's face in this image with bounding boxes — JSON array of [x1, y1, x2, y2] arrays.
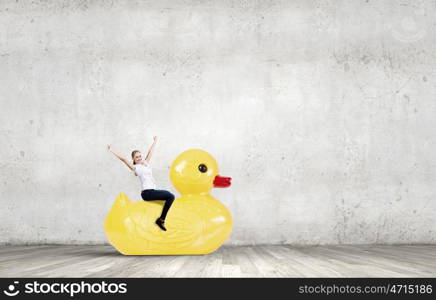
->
[[133, 152, 143, 164]]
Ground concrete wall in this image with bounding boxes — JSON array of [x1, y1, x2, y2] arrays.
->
[[1, 0, 435, 245]]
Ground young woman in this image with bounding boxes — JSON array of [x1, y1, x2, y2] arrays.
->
[[107, 136, 175, 231]]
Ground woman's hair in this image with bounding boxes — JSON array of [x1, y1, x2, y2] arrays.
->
[[131, 150, 141, 165]]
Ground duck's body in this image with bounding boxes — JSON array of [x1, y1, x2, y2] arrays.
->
[[105, 192, 232, 255], [104, 149, 233, 255]]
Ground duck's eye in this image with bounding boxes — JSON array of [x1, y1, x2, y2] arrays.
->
[[198, 164, 208, 173]]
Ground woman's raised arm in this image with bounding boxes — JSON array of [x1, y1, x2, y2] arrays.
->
[[107, 144, 135, 171], [144, 136, 158, 163]]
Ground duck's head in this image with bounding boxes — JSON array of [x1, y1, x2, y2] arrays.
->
[[170, 149, 231, 195]]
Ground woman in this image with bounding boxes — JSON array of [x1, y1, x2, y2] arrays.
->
[[107, 136, 175, 231]]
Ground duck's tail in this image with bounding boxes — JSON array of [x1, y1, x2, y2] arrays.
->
[[112, 192, 132, 210], [104, 193, 133, 254]]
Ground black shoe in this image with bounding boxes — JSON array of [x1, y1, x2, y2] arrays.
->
[[155, 218, 167, 231]]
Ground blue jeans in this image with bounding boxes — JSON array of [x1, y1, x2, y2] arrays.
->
[[141, 189, 175, 220]]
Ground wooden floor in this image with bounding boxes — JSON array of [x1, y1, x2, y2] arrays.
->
[[0, 245, 435, 277]]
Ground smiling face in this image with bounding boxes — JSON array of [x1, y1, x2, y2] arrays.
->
[[131, 150, 143, 165], [170, 149, 219, 195]]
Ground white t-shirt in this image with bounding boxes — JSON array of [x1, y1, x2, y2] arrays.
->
[[134, 162, 156, 190]]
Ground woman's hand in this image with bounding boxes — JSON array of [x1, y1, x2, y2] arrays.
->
[[153, 136, 158, 142], [107, 144, 112, 152]]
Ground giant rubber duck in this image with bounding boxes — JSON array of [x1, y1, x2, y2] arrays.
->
[[104, 149, 233, 255]]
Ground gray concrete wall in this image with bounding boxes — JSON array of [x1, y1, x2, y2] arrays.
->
[[1, 0, 435, 245]]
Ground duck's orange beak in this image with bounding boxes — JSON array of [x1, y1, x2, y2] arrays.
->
[[213, 175, 232, 188]]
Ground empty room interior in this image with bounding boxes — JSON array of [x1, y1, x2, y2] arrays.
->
[[1, 0, 435, 278]]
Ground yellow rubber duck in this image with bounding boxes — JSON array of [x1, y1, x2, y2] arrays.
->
[[104, 149, 233, 255]]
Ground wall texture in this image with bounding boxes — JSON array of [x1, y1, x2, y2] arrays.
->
[[1, 0, 435, 245]]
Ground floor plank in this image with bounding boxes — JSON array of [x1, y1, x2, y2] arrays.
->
[[0, 245, 435, 277]]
